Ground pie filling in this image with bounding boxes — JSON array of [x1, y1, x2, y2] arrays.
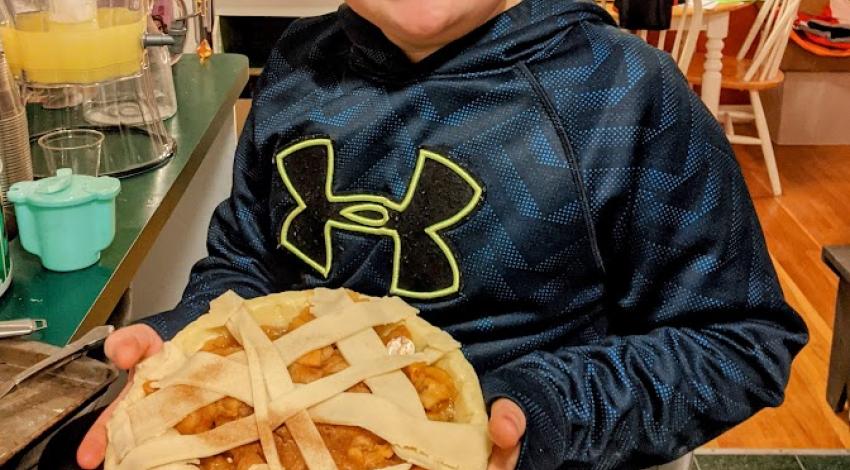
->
[[144, 308, 459, 470]]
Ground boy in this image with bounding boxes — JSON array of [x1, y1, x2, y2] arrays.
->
[[78, 0, 808, 468]]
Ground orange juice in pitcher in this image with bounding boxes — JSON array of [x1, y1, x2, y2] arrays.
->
[[0, 0, 146, 84]]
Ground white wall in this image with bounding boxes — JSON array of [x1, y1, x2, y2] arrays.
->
[[214, 0, 343, 18], [129, 111, 236, 320]]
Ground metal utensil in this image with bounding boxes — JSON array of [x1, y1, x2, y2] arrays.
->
[[0, 318, 48, 339], [0, 325, 114, 400]]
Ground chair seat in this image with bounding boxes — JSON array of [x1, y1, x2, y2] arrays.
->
[[687, 53, 785, 91]]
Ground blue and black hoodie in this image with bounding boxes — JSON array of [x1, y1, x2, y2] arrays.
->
[[142, 1, 808, 468]]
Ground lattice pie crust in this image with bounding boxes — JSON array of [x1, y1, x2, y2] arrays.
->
[[105, 289, 491, 470]]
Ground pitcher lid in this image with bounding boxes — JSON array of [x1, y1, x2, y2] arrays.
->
[[8, 168, 121, 208]]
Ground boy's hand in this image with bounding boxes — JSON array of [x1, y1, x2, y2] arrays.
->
[[77, 324, 163, 469], [488, 398, 526, 470]]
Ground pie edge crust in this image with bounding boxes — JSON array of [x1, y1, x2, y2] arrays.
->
[[104, 289, 490, 470]]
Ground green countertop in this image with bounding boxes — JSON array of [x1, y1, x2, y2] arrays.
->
[[0, 54, 249, 346]]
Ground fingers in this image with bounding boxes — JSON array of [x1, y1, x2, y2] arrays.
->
[[104, 324, 163, 370], [77, 370, 136, 469], [489, 399, 527, 449], [76, 404, 113, 469], [78, 326, 161, 468], [487, 444, 521, 470]]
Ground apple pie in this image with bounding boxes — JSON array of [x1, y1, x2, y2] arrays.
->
[[105, 288, 491, 470]]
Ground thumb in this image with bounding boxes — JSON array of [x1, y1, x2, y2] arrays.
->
[[489, 399, 527, 449], [104, 324, 163, 370], [77, 369, 137, 469]]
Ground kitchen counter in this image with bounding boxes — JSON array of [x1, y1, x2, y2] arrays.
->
[[0, 53, 249, 346]]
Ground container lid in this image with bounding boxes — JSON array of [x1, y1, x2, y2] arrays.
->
[[7, 168, 121, 208]]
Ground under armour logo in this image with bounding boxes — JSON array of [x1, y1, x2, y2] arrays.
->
[[275, 138, 483, 300]]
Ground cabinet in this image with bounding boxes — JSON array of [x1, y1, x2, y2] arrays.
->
[[213, 0, 343, 56]]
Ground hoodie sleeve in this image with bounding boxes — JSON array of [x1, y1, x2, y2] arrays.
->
[[480, 51, 808, 469]]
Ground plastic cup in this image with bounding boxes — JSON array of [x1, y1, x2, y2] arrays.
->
[[38, 129, 104, 177]]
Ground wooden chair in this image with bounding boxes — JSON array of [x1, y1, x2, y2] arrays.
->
[[687, 0, 801, 196]]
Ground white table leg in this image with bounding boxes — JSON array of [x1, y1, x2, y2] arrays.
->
[[702, 12, 730, 117], [213, 14, 223, 54]]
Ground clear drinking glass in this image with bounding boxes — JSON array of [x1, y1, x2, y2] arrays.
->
[[38, 129, 104, 177]]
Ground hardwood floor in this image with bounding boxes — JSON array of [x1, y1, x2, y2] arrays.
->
[[705, 135, 850, 449]]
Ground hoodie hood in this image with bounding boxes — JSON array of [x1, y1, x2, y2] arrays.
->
[[339, 0, 615, 82]]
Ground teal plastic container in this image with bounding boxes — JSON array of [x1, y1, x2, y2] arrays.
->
[[8, 168, 121, 272]]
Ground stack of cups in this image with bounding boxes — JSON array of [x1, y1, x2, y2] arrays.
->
[[0, 41, 20, 294], [0, 40, 33, 240], [0, 112, 33, 201]]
